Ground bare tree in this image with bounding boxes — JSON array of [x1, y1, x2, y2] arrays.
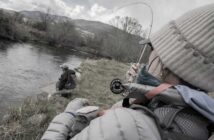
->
[[110, 16, 144, 37], [38, 8, 55, 31], [47, 21, 79, 46], [12, 12, 24, 23], [0, 10, 18, 40], [106, 16, 146, 61]]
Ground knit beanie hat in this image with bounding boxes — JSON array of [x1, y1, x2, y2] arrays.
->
[[150, 4, 214, 92]]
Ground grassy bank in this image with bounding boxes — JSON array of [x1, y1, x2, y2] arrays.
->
[[0, 59, 129, 140]]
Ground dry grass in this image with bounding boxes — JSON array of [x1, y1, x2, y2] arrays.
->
[[0, 93, 70, 140], [0, 59, 129, 140], [72, 59, 129, 108]]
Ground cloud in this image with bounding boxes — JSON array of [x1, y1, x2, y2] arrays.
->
[[88, 3, 106, 17], [105, 0, 214, 32], [0, 0, 87, 19], [0, 0, 35, 11], [0, 0, 213, 32], [70, 5, 85, 16]]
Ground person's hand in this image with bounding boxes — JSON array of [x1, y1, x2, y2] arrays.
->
[[65, 98, 99, 135], [41, 98, 90, 140], [126, 63, 140, 82], [76, 106, 100, 121], [65, 98, 90, 112]]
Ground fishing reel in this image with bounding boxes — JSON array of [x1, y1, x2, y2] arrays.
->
[[110, 78, 125, 94]]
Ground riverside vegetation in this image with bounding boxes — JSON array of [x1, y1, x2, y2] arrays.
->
[[1, 8, 214, 140], [0, 59, 129, 140], [0, 9, 150, 63], [0, 8, 150, 140]]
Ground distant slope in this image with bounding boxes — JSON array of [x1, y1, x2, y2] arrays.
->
[[20, 10, 140, 39], [1, 9, 148, 62], [20, 10, 130, 35], [20, 11, 71, 22], [19, 10, 146, 62]]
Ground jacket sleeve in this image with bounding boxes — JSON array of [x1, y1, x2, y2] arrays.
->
[[175, 85, 214, 123], [41, 112, 76, 140], [70, 108, 161, 140], [41, 98, 89, 140]]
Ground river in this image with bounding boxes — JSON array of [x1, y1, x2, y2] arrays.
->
[[0, 43, 87, 117]]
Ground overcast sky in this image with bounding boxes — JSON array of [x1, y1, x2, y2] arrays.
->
[[0, 0, 214, 32]]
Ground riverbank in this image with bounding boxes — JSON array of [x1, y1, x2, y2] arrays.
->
[[0, 9, 145, 63], [0, 59, 129, 140], [1, 58, 214, 140]]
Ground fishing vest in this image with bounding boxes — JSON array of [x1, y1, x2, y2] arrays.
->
[[123, 84, 211, 140]]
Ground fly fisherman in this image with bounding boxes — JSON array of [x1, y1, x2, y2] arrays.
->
[[41, 4, 214, 140], [57, 64, 76, 91]]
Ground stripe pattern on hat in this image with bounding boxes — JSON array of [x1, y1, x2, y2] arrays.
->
[[150, 4, 214, 92]]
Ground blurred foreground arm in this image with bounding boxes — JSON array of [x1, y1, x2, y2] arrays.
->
[[41, 98, 99, 140]]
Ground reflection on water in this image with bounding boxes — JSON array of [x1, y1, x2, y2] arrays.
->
[[0, 43, 86, 117]]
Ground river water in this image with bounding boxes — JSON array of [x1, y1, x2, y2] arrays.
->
[[0, 43, 86, 117]]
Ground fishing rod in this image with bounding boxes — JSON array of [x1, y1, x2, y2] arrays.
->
[[110, 1, 154, 95], [114, 1, 153, 64]]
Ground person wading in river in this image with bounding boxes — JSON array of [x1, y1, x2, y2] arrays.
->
[[57, 64, 76, 91]]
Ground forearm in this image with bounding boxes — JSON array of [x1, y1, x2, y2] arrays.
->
[[41, 98, 99, 140], [41, 98, 89, 140], [41, 112, 76, 140]]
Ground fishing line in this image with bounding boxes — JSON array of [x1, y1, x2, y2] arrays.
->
[[114, 1, 154, 83], [110, 1, 155, 95]]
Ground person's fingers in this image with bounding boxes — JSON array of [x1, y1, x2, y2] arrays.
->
[[127, 63, 140, 76], [127, 70, 132, 76], [128, 69, 136, 76], [97, 109, 108, 117], [127, 78, 133, 83], [136, 63, 140, 67], [131, 63, 140, 72], [131, 65, 138, 71], [75, 98, 90, 106]]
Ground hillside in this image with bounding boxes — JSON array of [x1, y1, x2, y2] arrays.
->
[[20, 10, 145, 62], [0, 9, 148, 62]]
